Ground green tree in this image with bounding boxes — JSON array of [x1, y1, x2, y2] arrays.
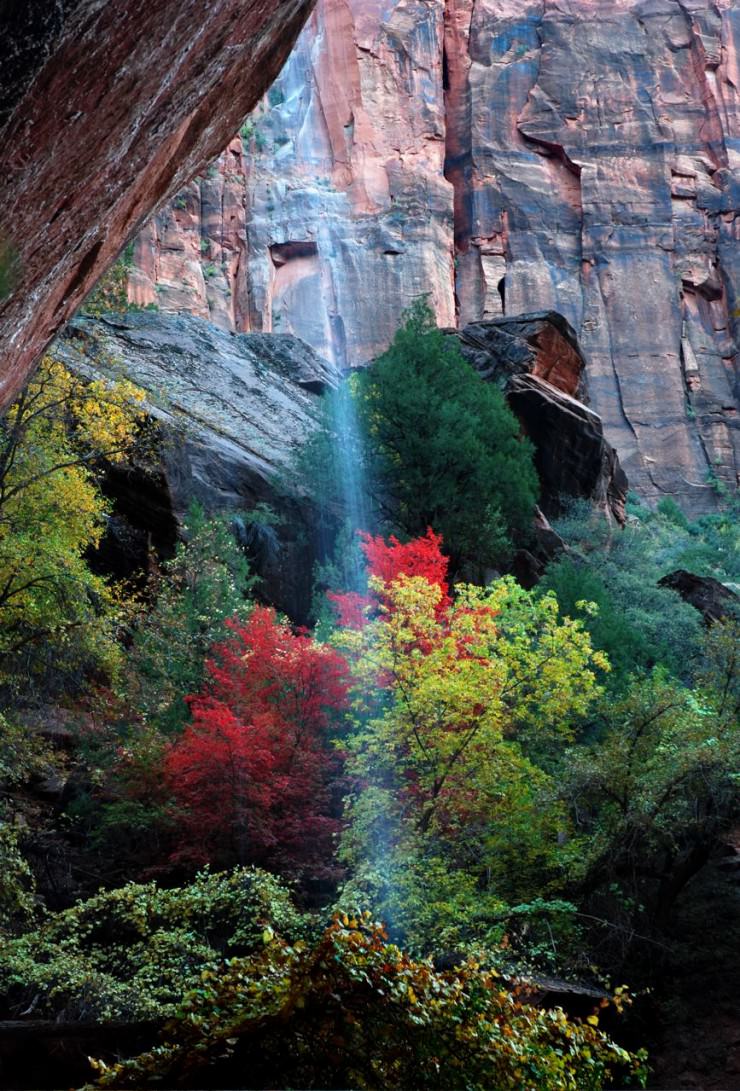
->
[[357, 300, 538, 567], [332, 543, 608, 949], [124, 503, 256, 734], [540, 502, 707, 687], [562, 666, 740, 949]]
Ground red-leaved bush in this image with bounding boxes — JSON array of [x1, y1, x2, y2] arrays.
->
[[329, 527, 450, 627], [164, 607, 349, 878]]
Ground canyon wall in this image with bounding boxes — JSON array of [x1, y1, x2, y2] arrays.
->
[[0, 0, 316, 409], [132, 0, 739, 514]]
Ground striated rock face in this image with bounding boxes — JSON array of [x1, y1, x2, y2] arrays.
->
[[452, 0, 740, 515], [132, 0, 457, 365], [136, 0, 739, 514], [54, 312, 334, 619], [0, 0, 316, 410]]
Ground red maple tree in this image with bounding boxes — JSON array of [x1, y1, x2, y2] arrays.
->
[[164, 607, 349, 877], [329, 527, 450, 627]]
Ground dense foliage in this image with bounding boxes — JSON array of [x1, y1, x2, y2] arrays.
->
[[332, 531, 609, 951], [0, 301, 737, 1089], [540, 499, 737, 687], [124, 502, 256, 735], [0, 868, 306, 1021], [88, 914, 646, 1091], [0, 356, 145, 695]]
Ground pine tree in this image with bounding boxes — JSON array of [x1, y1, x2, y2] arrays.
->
[[355, 300, 538, 568]]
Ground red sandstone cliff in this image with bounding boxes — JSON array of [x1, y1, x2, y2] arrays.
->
[[0, 0, 316, 410], [133, 0, 739, 514]]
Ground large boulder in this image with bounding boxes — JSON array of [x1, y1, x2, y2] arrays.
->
[[507, 374, 628, 525], [450, 312, 628, 525], [456, 313, 587, 401], [658, 570, 739, 625], [0, 0, 315, 410], [54, 311, 334, 619]]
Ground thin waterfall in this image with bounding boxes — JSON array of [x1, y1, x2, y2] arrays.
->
[[328, 372, 371, 593]]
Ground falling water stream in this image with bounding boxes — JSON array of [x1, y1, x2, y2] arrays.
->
[[328, 374, 371, 594]]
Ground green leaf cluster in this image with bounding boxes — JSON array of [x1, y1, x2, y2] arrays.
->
[[88, 914, 646, 1091], [300, 299, 539, 572], [123, 502, 256, 734], [356, 300, 538, 566], [0, 868, 305, 1022], [539, 499, 736, 687], [0, 356, 146, 695]]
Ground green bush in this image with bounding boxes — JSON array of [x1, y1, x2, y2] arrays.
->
[[540, 502, 712, 686], [0, 868, 306, 1021], [560, 667, 740, 955], [124, 502, 255, 734], [0, 817, 36, 931], [299, 300, 538, 574], [356, 300, 538, 568]]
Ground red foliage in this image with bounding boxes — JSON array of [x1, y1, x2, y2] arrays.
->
[[362, 528, 449, 597], [164, 607, 350, 877], [329, 528, 450, 627]]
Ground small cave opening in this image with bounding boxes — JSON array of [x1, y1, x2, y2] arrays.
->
[[86, 456, 179, 587], [269, 240, 319, 267], [498, 276, 506, 314], [442, 46, 450, 93]]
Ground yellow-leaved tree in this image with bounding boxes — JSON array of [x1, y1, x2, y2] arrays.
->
[[0, 356, 146, 694], [332, 532, 609, 951]]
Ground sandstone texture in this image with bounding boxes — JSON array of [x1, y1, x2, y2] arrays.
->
[[451, 313, 628, 523], [132, 0, 457, 366], [136, 0, 739, 514], [55, 312, 333, 618], [0, 0, 316, 410]]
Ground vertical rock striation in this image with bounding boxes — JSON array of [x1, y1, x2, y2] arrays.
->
[[133, 0, 457, 366], [456, 0, 739, 511], [134, 0, 739, 513]]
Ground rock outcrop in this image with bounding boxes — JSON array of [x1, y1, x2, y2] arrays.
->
[[659, 569, 739, 623], [134, 0, 739, 515], [55, 312, 334, 619], [453, 311, 587, 399], [0, 0, 316, 410], [451, 312, 628, 523]]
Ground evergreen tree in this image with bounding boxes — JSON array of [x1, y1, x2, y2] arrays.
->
[[354, 300, 538, 568]]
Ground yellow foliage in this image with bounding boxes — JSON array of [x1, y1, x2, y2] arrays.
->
[[334, 572, 608, 895], [0, 355, 147, 689]]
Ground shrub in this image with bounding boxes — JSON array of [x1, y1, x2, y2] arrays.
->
[[301, 300, 538, 574], [89, 914, 647, 1091], [357, 300, 538, 567], [540, 502, 707, 687], [0, 868, 306, 1022], [124, 502, 255, 735], [165, 607, 349, 877]]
